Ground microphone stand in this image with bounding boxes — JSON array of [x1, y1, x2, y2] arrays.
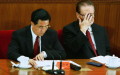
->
[[42, 46, 59, 74], [54, 51, 65, 75], [41, 37, 65, 74]]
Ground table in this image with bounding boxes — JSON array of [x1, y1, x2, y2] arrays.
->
[[0, 59, 120, 75]]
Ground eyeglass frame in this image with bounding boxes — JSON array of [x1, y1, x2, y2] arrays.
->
[[79, 13, 95, 18], [37, 25, 51, 29]]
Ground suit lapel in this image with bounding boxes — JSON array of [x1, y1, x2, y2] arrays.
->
[[74, 21, 80, 33], [26, 26, 34, 57], [74, 21, 93, 51], [91, 24, 100, 51], [41, 35, 45, 52], [41, 30, 49, 51]]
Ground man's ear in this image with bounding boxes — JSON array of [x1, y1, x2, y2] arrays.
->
[[31, 21, 34, 26], [76, 12, 80, 20]]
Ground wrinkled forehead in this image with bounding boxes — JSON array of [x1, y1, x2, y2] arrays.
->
[[80, 5, 95, 14]]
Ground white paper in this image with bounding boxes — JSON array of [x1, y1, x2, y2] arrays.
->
[[90, 55, 120, 68], [35, 60, 81, 67]]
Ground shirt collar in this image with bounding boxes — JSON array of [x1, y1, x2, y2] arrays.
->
[[31, 25, 37, 38], [88, 26, 92, 32]]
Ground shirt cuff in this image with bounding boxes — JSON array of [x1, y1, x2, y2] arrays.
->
[[17, 56, 30, 62], [42, 51, 47, 58]]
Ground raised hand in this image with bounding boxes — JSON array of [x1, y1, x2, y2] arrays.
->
[[79, 13, 94, 34]]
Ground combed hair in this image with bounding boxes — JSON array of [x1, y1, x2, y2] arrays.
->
[[31, 8, 51, 25], [76, 0, 94, 13]]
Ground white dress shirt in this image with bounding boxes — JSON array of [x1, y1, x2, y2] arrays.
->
[[85, 26, 97, 49], [17, 25, 47, 62]]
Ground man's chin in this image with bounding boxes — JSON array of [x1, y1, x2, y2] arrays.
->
[[38, 33, 44, 36]]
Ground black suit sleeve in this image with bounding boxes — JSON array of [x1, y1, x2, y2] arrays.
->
[[63, 26, 88, 53], [8, 31, 21, 61], [103, 29, 110, 55], [44, 30, 66, 60]]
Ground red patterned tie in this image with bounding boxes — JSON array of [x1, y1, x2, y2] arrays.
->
[[34, 36, 40, 56], [86, 30, 97, 56]]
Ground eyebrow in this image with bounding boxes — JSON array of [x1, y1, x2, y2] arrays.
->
[[39, 25, 49, 27]]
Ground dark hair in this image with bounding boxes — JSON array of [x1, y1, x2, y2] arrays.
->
[[31, 8, 51, 25], [76, 0, 94, 13]]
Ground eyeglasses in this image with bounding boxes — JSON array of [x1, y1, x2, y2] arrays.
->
[[38, 25, 51, 29], [79, 13, 94, 17]]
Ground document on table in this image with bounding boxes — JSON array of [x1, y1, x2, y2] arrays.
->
[[10, 60, 80, 69], [35, 60, 81, 67], [90, 55, 120, 68]]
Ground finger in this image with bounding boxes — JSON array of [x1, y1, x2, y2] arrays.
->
[[29, 60, 32, 65], [35, 54, 40, 61], [90, 16, 94, 25], [36, 56, 39, 61], [33, 57, 36, 59], [78, 18, 82, 25], [40, 53, 44, 61], [42, 57, 44, 61], [39, 55, 44, 61], [89, 16, 93, 21], [37, 55, 41, 61], [33, 61, 37, 66], [33, 57, 36, 60], [34, 55, 38, 60], [31, 60, 37, 66], [40, 56, 44, 61], [84, 13, 89, 20], [35, 56, 37, 61], [37, 55, 42, 61], [86, 14, 91, 20], [30, 61, 34, 65], [39, 55, 43, 61]]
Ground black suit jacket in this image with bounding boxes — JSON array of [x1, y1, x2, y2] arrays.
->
[[63, 21, 110, 59], [8, 26, 66, 61]]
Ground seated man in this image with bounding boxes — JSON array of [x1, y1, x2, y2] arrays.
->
[[8, 9, 66, 66], [63, 0, 110, 59]]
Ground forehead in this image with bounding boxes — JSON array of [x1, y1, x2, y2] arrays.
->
[[37, 20, 49, 26], [80, 5, 94, 14]]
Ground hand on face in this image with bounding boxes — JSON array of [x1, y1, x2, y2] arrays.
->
[[79, 13, 94, 34]]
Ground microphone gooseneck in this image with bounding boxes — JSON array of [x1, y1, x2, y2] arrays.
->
[[42, 46, 55, 74], [53, 50, 65, 75], [42, 46, 65, 74]]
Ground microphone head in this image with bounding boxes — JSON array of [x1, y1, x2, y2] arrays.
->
[[45, 70, 54, 74], [70, 63, 81, 71], [57, 69, 65, 75]]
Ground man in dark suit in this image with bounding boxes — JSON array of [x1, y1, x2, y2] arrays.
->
[[63, 0, 110, 59], [8, 9, 66, 66]]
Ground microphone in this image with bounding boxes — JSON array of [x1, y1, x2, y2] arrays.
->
[[42, 36, 65, 74], [42, 46, 55, 74], [53, 50, 65, 75], [45, 59, 56, 74], [70, 63, 81, 71], [42, 46, 63, 74]]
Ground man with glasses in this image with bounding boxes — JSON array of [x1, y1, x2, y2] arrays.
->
[[8, 9, 66, 66], [63, 0, 110, 59]]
